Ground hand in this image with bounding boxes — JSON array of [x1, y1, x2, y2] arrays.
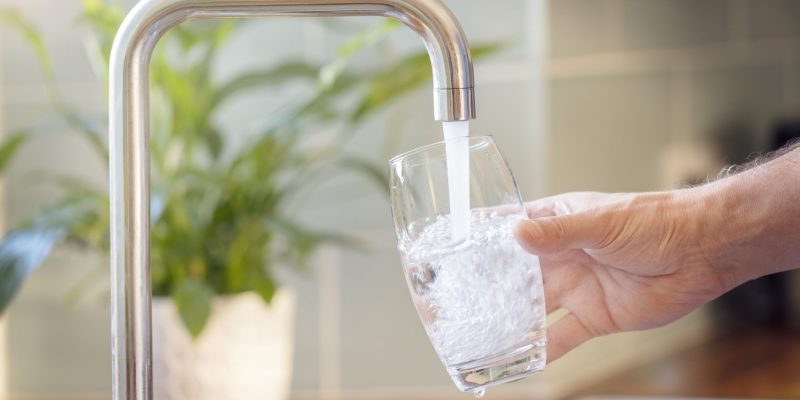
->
[[514, 190, 737, 362]]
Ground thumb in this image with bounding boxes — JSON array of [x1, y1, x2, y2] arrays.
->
[[514, 213, 607, 255]]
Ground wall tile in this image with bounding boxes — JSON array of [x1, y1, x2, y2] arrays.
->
[[621, 0, 730, 50], [471, 79, 543, 199], [3, 103, 106, 226], [747, 0, 800, 40], [691, 65, 786, 155], [8, 252, 110, 395], [548, 72, 672, 194], [1, 1, 99, 86], [275, 265, 321, 391], [549, 0, 608, 58], [448, 0, 532, 62]]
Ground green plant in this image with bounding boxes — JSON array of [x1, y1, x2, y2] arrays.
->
[[0, 1, 498, 336]]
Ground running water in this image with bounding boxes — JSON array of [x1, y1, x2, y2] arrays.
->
[[442, 121, 470, 241], [473, 388, 485, 398]]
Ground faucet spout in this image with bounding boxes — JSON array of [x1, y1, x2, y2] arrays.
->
[[109, 1, 475, 399]]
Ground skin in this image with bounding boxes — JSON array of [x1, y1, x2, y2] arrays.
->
[[514, 146, 800, 362]]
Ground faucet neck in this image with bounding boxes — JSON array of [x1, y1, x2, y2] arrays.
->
[[113, 0, 475, 120], [110, 1, 476, 400]]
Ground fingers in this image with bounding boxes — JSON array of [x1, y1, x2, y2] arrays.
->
[[539, 254, 571, 314], [546, 312, 594, 363], [539, 250, 594, 314], [545, 296, 560, 315], [524, 196, 559, 219], [520, 192, 614, 254], [524, 191, 608, 219], [515, 212, 608, 255]]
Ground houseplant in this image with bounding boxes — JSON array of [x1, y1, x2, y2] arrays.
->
[[0, 1, 498, 398]]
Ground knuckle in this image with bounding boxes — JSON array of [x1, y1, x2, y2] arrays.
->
[[549, 218, 569, 240]]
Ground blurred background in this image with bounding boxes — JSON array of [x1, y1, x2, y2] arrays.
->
[[1, 0, 799, 399]]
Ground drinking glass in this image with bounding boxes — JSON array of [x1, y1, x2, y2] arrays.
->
[[389, 135, 547, 394]]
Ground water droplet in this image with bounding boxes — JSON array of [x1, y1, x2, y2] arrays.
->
[[473, 388, 485, 398]]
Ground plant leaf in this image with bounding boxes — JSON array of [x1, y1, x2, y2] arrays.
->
[[0, 9, 55, 90], [335, 155, 389, 191], [247, 266, 276, 305], [78, 0, 125, 76], [263, 217, 320, 265], [318, 19, 398, 89], [203, 127, 223, 160], [62, 111, 109, 163], [0, 229, 65, 315], [0, 133, 29, 173], [44, 173, 106, 200], [2, 8, 109, 163], [263, 216, 363, 264], [172, 279, 213, 338], [211, 61, 319, 108], [0, 183, 103, 315]]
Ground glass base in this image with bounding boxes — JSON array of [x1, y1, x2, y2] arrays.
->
[[446, 331, 546, 392]]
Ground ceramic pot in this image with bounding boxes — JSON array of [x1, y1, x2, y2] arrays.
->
[[152, 289, 295, 400]]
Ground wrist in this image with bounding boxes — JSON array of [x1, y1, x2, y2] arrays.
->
[[679, 179, 761, 289]]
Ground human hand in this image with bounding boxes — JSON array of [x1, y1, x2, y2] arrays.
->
[[514, 190, 740, 362]]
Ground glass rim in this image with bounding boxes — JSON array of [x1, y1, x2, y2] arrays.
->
[[388, 134, 495, 166]]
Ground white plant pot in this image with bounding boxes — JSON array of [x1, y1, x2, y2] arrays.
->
[[153, 289, 296, 400]]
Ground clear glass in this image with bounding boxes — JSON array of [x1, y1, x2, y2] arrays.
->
[[389, 135, 547, 393]]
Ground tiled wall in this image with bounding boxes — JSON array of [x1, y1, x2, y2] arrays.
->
[[547, 0, 800, 194]]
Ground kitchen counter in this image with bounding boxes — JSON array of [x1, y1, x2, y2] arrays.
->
[[571, 327, 800, 399]]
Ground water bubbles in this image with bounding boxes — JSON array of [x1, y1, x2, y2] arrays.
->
[[404, 214, 546, 366], [473, 388, 486, 398]]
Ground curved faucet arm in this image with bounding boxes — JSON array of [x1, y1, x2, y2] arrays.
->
[[112, 0, 475, 121], [109, 1, 476, 399]]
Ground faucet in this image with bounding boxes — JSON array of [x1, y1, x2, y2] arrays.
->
[[108, 0, 475, 399]]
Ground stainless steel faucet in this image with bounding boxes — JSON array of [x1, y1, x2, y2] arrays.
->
[[109, 1, 475, 399]]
